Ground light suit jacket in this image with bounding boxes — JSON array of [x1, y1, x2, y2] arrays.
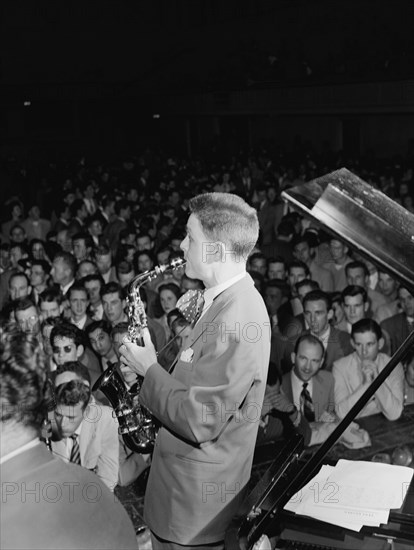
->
[[51, 398, 119, 490], [140, 274, 270, 545]]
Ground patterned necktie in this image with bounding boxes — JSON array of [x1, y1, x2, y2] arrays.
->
[[301, 382, 315, 422], [69, 434, 81, 465], [176, 289, 205, 325]]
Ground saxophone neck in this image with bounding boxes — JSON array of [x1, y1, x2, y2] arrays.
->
[[128, 257, 186, 292]]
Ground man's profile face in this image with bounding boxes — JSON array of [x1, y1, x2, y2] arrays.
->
[[30, 265, 46, 287], [343, 294, 367, 325], [55, 402, 85, 438], [180, 214, 210, 281], [72, 239, 88, 261], [102, 292, 125, 324], [303, 299, 332, 336], [292, 341, 324, 382], [52, 336, 81, 366]]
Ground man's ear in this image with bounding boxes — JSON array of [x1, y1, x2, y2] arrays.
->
[[76, 344, 84, 359], [291, 351, 296, 365], [364, 301, 369, 312], [327, 308, 334, 321], [378, 337, 385, 351], [214, 241, 227, 263], [27, 285, 32, 295]]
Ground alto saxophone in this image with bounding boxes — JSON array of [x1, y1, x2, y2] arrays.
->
[[92, 257, 185, 453]]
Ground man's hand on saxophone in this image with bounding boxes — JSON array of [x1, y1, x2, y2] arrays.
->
[[119, 328, 157, 378]]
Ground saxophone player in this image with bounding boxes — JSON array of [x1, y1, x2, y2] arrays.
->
[[120, 192, 270, 550]]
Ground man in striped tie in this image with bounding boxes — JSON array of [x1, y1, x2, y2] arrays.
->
[[51, 366, 120, 491]]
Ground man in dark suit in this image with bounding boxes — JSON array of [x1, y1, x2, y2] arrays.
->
[[0, 331, 136, 550], [120, 193, 270, 549]]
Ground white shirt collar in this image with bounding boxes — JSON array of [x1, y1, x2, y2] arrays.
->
[[202, 271, 246, 317], [0, 438, 41, 465]]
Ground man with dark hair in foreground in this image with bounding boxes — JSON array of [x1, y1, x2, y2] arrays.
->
[[0, 330, 136, 550]]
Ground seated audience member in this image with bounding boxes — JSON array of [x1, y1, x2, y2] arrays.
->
[[375, 270, 401, 323], [50, 251, 76, 297], [116, 259, 135, 289], [8, 271, 33, 304], [41, 317, 62, 373], [291, 336, 332, 413], [281, 334, 336, 443], [381, 286, 414, 355], [292, 234, 334, 292], [51, 364, 119, 491], [67, 282, 92, 330], [86, 320, 119, 371], [341, 285, 391, 355], [156, 282, 182, 340], [302, 290, 352, 370], [101, 282, 128, 326], [287, 260, 310, 298], [136, 232, 154, 252], [331, 291, 346, 331], [322, 238, 352, 292], [248, 252, 268, 279], [294, 279, 320, 318], [76, 259, 98, 280], [82, 273, 105, 320], [38, 287, 64, 320], [333, 319, 404, 420], [402, 348, 414, 405], [267, 256, 287, 281], [0, 330, 136, 550], [94, 245, 117, 284], [50, 321, 101, 386], [72, 232, 94, 263], [345, 261, 387, 315], [29, 259, 50, 304], [14, 297, 41, 336], [171, 315, 192, 352]]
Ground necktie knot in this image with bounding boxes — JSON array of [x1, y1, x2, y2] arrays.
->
[[176, 289, 205, 325]]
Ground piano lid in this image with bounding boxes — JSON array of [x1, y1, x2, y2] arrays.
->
[[281, 168, 414, 293]]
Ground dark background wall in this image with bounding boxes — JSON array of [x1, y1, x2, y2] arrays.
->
[[1, 0, 413, 162]]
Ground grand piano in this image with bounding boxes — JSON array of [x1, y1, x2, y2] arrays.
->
[[226, 169, 414, 550]]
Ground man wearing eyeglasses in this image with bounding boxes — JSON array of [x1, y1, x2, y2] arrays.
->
[[14, 297, 41, 336]]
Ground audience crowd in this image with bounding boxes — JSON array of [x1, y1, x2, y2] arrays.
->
[[0, 143, 413, 493]]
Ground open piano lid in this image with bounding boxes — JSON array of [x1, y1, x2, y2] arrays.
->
[[226, 168, 414, 550], [281, 167, 414, 293]]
